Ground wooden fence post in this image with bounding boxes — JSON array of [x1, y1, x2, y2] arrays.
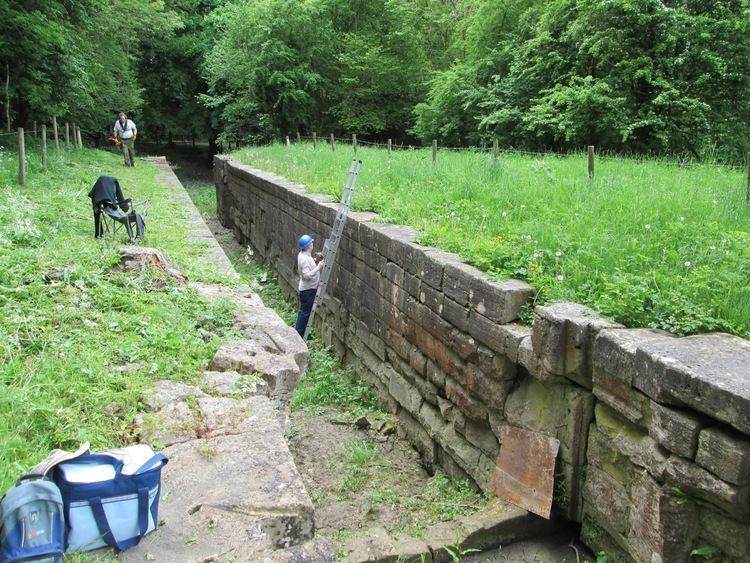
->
[[72, 124, 77, 149], [352, 134, 357, 153], [588, 145, 595, 179], [285, 135, 290, 146], [296, 131, 301, 143], [18, 128, 25, 185], [432, 139, 437, 163], [493, 138, 499, 160], [33, 121, 37, 139], [41, 124, 47, 170], [387, 138, 392, 157], [312, 132, 317, 149], [330, 133, 335, 151], [52, 116, 60, 157], [77, 126, 83, 148], [65, 122, 70, 149]]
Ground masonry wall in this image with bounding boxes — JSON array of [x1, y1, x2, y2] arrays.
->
[[215, 156, 750, 563]]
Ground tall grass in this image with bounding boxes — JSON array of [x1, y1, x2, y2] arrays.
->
[[0, 147, 238, 489], [235, 143, 750, 337]]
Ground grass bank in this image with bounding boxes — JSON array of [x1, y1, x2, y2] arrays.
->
[[0, 147, 238, 490], [234, 143, 750, 338]]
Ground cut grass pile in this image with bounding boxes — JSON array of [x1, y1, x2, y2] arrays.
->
[[0, 147, 238, 490], [234, 143, 750, 338]]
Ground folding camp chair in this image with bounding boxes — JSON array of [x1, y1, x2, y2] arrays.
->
[[96, 198, 148, 242], [88, 175, 148, 243]]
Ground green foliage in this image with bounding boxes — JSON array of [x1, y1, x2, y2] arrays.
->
[[0, 148, 238, 490], [235, 143, 750, 337], [0, 0, 180, 135], [415, 0, 750, 161], [291, 343, 379, 416], [201, 0, 430, 142]]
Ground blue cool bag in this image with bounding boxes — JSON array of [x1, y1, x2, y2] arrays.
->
[[54, 447, 167, 553], [0, 478, 65, 563]]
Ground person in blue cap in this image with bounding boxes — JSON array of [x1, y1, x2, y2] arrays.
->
[[295, 234, 325, 337]]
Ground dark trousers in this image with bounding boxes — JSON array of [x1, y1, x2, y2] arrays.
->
[[295, 288, 317, 337]]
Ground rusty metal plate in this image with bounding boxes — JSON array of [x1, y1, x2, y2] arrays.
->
[[492, 426, 560, 519]]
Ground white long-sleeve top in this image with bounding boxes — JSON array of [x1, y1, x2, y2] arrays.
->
[[298, 252, 320, 291]]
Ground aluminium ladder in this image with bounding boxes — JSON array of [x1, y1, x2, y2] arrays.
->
[[303, 159, 362, 340]]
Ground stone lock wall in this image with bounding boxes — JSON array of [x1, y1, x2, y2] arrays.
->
[[214, 156, 750, 563]]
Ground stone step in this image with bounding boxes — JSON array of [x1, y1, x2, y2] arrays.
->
[[124, 395, 324, 561], [340, 500, 559, 563]]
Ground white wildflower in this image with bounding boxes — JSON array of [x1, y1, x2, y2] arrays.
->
[[684, 261, 691, 267], [556, 275, 564, 281]]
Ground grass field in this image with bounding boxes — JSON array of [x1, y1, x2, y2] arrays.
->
[[0, 146, 239, 490], [234, 143, 750, 338]]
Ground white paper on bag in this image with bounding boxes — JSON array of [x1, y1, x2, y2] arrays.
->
[[58, 463, 116, 483]]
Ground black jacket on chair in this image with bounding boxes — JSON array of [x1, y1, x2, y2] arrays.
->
[[88, 175, 129, 212]]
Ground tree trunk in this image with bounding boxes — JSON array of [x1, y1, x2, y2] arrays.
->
[[5, 64, 10, 132]]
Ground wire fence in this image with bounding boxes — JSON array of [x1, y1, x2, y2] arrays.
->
[[0, 118, 102, 186], [277, 132, 750, 200]]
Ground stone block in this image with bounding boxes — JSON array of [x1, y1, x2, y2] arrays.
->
[[448, 264, 534, 324], [593, 329, 672, 386], [627, 472, 697, 563], [419, 283, 444, 315], [123, 397, 314, 560], [388, 366, 424, 417], [461, 362, 511, 412], [532, 302, 622, 389], [402, 242, 427, 276], [463, 418, 499, 458], [517, 336, 544, 380], [465, 311, 511, 356], [420, 249, 462, 290], [635, 333, 750, 435], [397, 407, 438, 466], [143, 380, 207, 412], [582, 465, 630, 539], [445, 377, 487, 421], [407, 298, 452, 345], [409, 346, 428, 376], [404, 272, 422, 299], [664, 455, 750, 520], [208, 340, 302, 405], [695, 426, 750, 486], [475, 345, 515, 381], [135, 401, 196, 447], [384, 261, 405, 288], [442, 297, 469, 332], [458, 499, 558, 552], [425, 359, 446, 389], [593, 364, 653, 428], [504, 378, 593, 468], [580, 514, 635, 563], [594, 403, 669, 480], [649, 403, 704, 459], [696, 507, 750, 561], [433, 341, 465, 381]]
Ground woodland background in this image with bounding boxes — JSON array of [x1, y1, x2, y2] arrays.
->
[[3, 0, 749, 160]]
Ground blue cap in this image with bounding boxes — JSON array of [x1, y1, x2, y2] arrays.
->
[[298, 234, 314, 250]]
